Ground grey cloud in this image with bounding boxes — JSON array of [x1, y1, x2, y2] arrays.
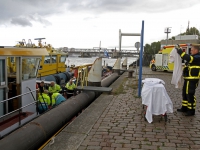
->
[[83, 16, 99, 21], [67, 0, 133, 13], [0, 0, 65, 26], [0, 0, 200, 26], [11, 17, 32, 27], [9, 15, 52, 27], [67, 0, 200, 13], [28, 14, 52, 26]]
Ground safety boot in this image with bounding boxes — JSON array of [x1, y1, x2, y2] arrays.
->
[[177, 106, 187, 112], [185, 109, 195, 116]]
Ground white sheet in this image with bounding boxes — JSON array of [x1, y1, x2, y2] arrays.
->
[[169, 48, 182, 88], [142, 78, 165, 85], [141, 78, 173, 123]]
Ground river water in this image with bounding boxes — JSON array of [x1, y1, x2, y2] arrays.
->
[[65, 56, 138, 68]]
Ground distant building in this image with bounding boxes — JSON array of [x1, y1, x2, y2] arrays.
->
[[70, 48, 75, 51], [175, 35, 198, 40], [63, 47, 68, 52], [161, 35, 200, 47]]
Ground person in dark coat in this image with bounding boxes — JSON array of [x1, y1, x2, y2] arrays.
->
[[176, 44, 200, 116]]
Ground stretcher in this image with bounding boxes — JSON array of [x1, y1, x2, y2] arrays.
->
[[141, 78, 173, 123], [143, 105, 168, 122]]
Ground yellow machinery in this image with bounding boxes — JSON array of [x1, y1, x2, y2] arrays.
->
[[76, 65, 88, 87], [10, 38, 68, 77], [150, 44, 191, 71], [70, 63, 93, 87]]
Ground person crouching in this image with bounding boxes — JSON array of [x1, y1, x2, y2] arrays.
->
[[38, 90, 51, 114], [51, 92, 66, 106], [65, 79, 76, 98]]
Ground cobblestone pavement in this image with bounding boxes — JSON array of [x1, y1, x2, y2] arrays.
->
[[78, 67, 200, 150]]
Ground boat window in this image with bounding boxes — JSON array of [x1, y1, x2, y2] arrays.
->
[[0, 88, 6, 116], [60, 55, 66, 63], [10, 57, 15, 63], [0, 59, 6, 85], [7, 57, 16, 74], [22, 58, 40, 80], [44, 56, 50, 64], [51, 55, 57, 63], [0, 59, 6, 116]]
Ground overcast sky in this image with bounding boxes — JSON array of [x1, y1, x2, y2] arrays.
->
[[1, 0, 200, 49]]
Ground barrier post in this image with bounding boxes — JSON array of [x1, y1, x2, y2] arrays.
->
[[138, 20, 144, 97]]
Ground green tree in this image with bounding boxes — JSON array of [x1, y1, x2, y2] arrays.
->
[[169, 27, 200, 40], [169, 36, 175, 40], [185, 27, 200, 35], [142, 41, 161, 66]]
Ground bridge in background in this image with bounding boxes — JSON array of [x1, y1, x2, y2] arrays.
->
[[67, 48, 139, 58]]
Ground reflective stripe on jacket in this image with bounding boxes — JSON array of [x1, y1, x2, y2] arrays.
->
[[180, 52, 200, 80]]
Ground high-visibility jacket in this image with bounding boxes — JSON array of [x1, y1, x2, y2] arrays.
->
[[51, 93, 65, 106], [38, 93, 51, 105], [51, 93, 60, 106], [48, 84, 61, 93], [180, 52, 200, 79], [65, 82, 76, 90]]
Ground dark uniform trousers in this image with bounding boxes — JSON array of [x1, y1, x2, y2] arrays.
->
[[176, 49, 200, 115], [182, 79, 199, 114]]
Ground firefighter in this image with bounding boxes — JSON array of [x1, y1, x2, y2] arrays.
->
[[176, 44, 200, 116], [48, 81, 61, 94]]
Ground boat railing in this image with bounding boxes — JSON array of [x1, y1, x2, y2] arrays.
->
[[0, 88, 39, 126], [26, 87, 37, 102]]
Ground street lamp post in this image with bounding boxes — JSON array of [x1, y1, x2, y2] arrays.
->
[[164, 27, 172, 45], [180, 25, 182, 40], [99, 41, 101, 57]]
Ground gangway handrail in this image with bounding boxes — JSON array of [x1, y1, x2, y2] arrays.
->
[[0, 88, 39, 126], [26, 87, 37, 102], [0, 89, 38, 103], [0, 101, 36, 119], [27, 86, 45, 114], [28, 86, 48, 113]]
